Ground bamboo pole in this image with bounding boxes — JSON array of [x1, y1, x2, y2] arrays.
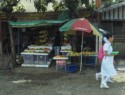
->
[[9, 26, 16, 68], [80, 32, 84, 72]]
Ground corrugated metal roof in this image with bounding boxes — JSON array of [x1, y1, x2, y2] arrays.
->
[[97, 1, 125, 12]]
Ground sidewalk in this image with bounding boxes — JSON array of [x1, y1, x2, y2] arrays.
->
[[0, 54, 10, 69], [115, 59, 125, 71]]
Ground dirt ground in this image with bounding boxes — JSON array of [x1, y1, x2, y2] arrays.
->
[[0, 62, 125, 95]]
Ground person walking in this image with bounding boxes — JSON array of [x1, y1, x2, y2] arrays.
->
[[95, 36, 108, 81], [100, 33, 117, 89], [53, 31, 61, 55]]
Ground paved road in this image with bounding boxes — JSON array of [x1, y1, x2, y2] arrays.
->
[[0, 67, 125, 95]]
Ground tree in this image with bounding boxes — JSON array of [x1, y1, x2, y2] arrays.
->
[[59, 0, 95, 18], [63, 0, 79, 18], [81, 0, 89, 8], [102, 0, 115, 6], [0, 0, 21, 69], [0, 0, 20, 19], [13, 4, 26, 12], [53, 1, 65, 12], [34, 0, 47, 12], [33, 0, 95, 18]]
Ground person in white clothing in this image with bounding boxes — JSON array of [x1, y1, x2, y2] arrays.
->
[[100, 33, 117, 88], [96, 36, 108, 81]]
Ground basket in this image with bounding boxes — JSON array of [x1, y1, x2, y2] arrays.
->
[[22, 55, 33, 64], [111, 51, 119, 55], [66, 64, 78, 73], [85, 56, 96, 66]]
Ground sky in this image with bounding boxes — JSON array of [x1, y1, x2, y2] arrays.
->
[[17, 0, 60, 12], [0, 0, 96, 12]]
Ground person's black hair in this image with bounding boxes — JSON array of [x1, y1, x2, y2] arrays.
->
[[105, 33, 114, 39]]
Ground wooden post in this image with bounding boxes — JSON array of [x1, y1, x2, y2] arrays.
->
[[9, 26, 16, 67], [112, 22, 114, 33], [95, 36, 99, 66], [0, 20, 2, 54]]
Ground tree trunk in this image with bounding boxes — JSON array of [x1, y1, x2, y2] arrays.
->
[[9, 26, 16, 68]]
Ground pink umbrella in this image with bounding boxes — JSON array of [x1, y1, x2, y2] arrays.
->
[[71, 18, 92, 33], [71, 18, 93, 72]]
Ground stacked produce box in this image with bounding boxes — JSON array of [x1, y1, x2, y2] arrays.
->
[[67, 51, 97, 56]]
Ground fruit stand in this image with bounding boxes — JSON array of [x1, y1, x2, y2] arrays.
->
[[67, 51, 97, 66], [61, 35, 98, 66], [21, 45, 52, 67]]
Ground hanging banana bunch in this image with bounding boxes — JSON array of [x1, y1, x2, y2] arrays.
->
[[38, 30, 48, 45]]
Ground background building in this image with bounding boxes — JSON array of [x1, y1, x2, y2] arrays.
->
[[96, 0, 125, 59]]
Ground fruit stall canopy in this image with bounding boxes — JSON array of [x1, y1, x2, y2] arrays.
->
[[8, 19, 69, 28]]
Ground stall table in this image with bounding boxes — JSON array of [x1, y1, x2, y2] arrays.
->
[[53, 57, 68, 71], [67, 54, 97, 67]]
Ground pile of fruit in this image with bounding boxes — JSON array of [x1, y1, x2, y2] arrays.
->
[[67, 51, 96, 56], [39, 31, 48, 45], [23, 47, 50, 53], [56, 60, 67, 64], [54, 55, 63, 58], [61, 49, 71, 51]]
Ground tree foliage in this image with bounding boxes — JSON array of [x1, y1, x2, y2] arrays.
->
[[13, 4, 26, 12], [102, 0, 116, 7], [61, 0, 95, 18], [63, 0, 79, 18], [102, 0, 114, 3], [55, 0, 95, 17], [33, 0, 95, 17], [52, 1, 65, 12], [81, 0, 89, 7], [34, 0, 47, 12], [0, 0, 20, 13]]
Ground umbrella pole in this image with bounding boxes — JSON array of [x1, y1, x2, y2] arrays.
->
[[80, 32, 84, 72]]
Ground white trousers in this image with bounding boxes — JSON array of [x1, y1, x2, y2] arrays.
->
[[101, 75, 110, 84]]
